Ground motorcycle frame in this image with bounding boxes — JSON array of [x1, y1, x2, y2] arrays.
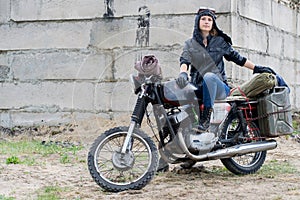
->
[[121, 80, 276, 159]]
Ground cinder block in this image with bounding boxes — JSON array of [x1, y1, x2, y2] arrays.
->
[[90, 18, 137, 49], [10, 112, 73, 127], [0, 82, 94, 111], [154, 48, 182, 80], [0, 22, 92, 50], [110, 81, 137, 112], [237, 0, 272, 25], [150, 15, 195, 46], [112, 49, 139, 81], [11, 0, 102, 21], [95, 81, 136, 112], [70, 112, 111, 125], [72, 82, 95, 111], [247, 51, 278, 69], [0, 52, 7, 65], [1, 111, 111, 128], [224, 61, 234, 82], [0, 65, 10, 80], [227, 63, 252, 84], [231, 16, 268, 52], [0, 82, 68, 109], [0, 52, 10, 81], [95, 82, 114, 111], [114, 0, 232, 16], [11, 50, 113, 81], [0, 112, 12, 128], [259, 56, 281, 75], [283, 34, 297, 59], [256, 55, 293, 93], [272, 2, 297, 34], [278, 59, 296, 85], [0, 0, 10, 23], [267, 28, 283, 56], [216, 15, 232, 37]]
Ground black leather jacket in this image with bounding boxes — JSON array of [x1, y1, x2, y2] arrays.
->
[[180, 35, 247, 86], [180, 16, 247, 89]]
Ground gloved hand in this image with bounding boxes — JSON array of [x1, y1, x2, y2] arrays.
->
[[176, 72, 189, 89], [253, 65, 276, 75]]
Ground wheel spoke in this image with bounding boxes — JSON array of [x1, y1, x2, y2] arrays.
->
[[233, 153, 255, 166], [220, 114, 266, 174], [94, 132, 152, 185]]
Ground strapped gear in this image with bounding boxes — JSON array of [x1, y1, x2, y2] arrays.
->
[[230, 73, 276, 98], [134, 55, 162, 77]]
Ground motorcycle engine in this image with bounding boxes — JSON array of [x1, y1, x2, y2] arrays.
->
[[162, 105, 217, 155], [187, 132, 217, 154], [161, 108, 191, 154]]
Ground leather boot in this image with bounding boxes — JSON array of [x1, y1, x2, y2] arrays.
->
[[197, 107, 213, 132]]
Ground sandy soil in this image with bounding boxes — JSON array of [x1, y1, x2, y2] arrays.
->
[[0, 116, 299, 200]]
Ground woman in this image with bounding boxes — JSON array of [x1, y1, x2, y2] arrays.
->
[[176, 7, 274, 132], [157, 7, 276, 172]]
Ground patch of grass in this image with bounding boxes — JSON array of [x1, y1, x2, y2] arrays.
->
[[37, 186, 63, 200], [0, 140, 82, 165], [22, 157, 36, 166], [201, 165, 233, 179], [0, 195, 15, 200], [258, 160, 298, 178], [59, 153, 70, 164]]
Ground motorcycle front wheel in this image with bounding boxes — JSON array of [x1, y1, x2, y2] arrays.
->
[[87, 126, 158, 192], [220, 115, 267, 175]]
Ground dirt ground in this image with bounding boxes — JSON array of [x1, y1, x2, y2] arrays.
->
[[0, 115, 299, 200]]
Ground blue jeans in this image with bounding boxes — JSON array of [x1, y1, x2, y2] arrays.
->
[[202, 72, 230, 108]]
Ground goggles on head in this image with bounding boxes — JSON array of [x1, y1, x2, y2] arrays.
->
[[197, 7, 216, 14]]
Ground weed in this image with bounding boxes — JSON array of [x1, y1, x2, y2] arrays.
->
[[6, 156, 21, 164], [60, 153, 70, 164]]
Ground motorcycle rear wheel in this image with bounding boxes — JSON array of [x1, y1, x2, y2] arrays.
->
[[87, 126, 158, 192], [220, 115, 266, 175]]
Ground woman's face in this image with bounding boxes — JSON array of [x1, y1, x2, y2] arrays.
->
[[199, 15, 213, 32]]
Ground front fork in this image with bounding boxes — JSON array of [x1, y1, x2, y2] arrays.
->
[[121, 121, 136, 154], [121, 95, 148, 154]]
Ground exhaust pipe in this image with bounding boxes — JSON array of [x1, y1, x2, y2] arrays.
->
[[177, 131, 277, 161]]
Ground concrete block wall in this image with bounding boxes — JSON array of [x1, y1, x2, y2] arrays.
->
[[0, 0, 299, 127], [230, 0, 300, 108]]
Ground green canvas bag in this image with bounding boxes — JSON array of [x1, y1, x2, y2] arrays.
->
[[230, 73, 276, 98]]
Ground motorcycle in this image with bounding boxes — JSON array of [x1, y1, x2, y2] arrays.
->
[[87, 62, 292, 192]]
